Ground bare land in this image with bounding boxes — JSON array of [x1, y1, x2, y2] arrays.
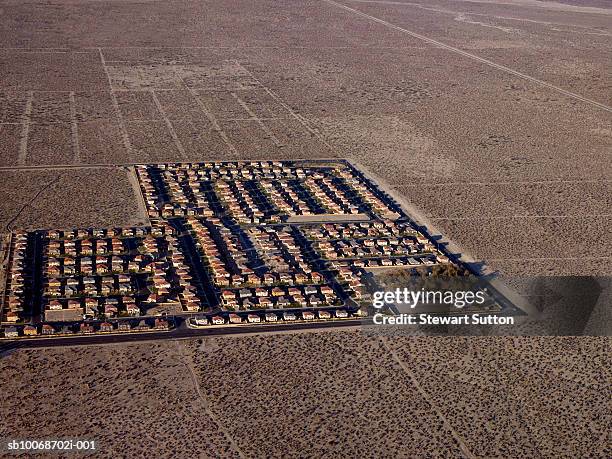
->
[[0, 168, 147, 230], [1, 333, 609, 457], [0, 342, 241, 458]]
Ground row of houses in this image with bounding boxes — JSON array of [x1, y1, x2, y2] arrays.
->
[[45, 254, 150, 278], [302, 220, 420, 241], [47, 237, 130, 258], [2, 233, 27, 323], [259, 179, 320, 216], [248, 226, 318, 277], [47, 226, 150, 241], [197, 308, 349, 326], [314, 238, 435, 260], [336, 168, 399, 218], [216, 179, 269, 225], [44, 274, 139, 299], [4, 318, 170, 338], [220, 284, 339, 310], [46, 296, 141, 318], [138, 161, 310, 183], [302, 176, 362, 215]]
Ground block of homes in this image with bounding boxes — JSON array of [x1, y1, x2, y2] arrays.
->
[[1, 160, 460, 333]]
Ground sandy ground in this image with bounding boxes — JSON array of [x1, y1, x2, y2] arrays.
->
[[1, 333, 609, 458], [0, 167, 147, 230], [0, 342, 241, 458]]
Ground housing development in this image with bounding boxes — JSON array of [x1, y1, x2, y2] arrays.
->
[[0, 159, 494, 338]]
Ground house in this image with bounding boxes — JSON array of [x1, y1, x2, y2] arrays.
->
[[221, 290, 237, 302], [265, 312, 278, 322], [125, 302, 140, 316], [99, 322, 113, 333], [247, 313, 261, 323], [104, 304, 118, 318], [48, 230, 61, 239], [47, 300, 63, 311], [302, 311, 315, 320], [64, 285, 79, 297], [136, 320, 150, 331], [80, 323, 94, 334], [242, 298, 257, 310], [154, 318, 169, 330], [194, 317, 208, 326], [47, 277, 62, 288], [318, 311, 331, 319], [229, 313, 242, 324], [293, 294, 308, 307], [41, 324, 55, 335], [212, 316, 225, 325], [282, 311, 296, 321], [4, 326, 19, 338], [310, 272, 324, 283], [276, 296, 290, 308], [259, 297, 273, 309], [5, 311, 19, 323], [335, 309, 349, 318], [118, 321, 132, 332], [231, 274, 244, 286], [308, 295, 322, 306], [263, 273, 277, 285], [246, 274, 260, 285]]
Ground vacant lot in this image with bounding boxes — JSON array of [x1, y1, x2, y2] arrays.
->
[[0, 167, 147, 230], [0, 342, 240, 458], [1, 333, 609, 457]]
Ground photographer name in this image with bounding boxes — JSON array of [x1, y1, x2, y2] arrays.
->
[[372, 313, 515, 326]]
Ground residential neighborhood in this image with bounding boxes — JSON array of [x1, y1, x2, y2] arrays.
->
[[1, 160, 461, 338]]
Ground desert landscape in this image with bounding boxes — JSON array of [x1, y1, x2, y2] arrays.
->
[[0, 0, 610, 456], [1, 331, 609, 457]]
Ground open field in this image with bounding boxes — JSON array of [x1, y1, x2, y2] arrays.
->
[[0, 167, 147, 231], [1, 332, 609, 457], [0, 341, 241, 458]]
